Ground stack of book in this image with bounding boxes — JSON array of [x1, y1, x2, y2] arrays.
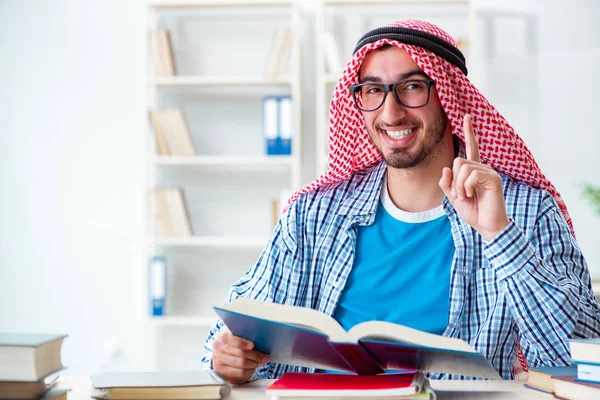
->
[[551, 338, 600, 399], [90, 371, 230, 400], [525, 365, 576, 394], [0, 333, 68, 400], [526, 338, 600, 399]]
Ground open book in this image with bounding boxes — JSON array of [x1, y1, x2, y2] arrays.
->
[[214, 299, 501, 380]]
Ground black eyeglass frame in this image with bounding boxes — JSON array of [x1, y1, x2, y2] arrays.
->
[[349, 79, 436, 112]]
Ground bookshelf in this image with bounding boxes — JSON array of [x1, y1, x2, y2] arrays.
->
[[143, 0, 302, 370], [314, 0, 476, 176]]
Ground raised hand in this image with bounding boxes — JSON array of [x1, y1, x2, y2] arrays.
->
[[439, 114, 510, 241], [212, 327, 270, 384]]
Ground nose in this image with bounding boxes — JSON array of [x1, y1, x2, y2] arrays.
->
[[379, 90, 407, 123]]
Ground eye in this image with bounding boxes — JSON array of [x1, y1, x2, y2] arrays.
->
[[402, 81, 427, 91], [363, 85, 383, 95]]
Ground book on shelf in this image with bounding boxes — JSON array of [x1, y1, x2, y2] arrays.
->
[[265, 371, 434, 399], [0, 376, 58, 400], [213, 298, 501, 379], [322, 31, 344, 75], [0, 333, 67, 382], [148, 109, 196, 157], [552, 375, 600, 400], [524, 365, 576, 394], [148, 110, 170, 156], [265, 27, 293, 78], [90, 371, 230, 400], [149, 188, 193, 238], [151, 29, 176, 76], [262, 96, 292, 156]]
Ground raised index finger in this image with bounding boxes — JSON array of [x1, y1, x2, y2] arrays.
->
[[463, 114, 481, 163]]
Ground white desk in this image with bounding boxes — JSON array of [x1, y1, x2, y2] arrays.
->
[[58, 376, 552, 400]]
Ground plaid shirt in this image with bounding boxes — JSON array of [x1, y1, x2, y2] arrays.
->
[[202, 161, 600, 380]]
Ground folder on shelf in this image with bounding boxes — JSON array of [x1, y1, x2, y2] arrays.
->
[[279, 96, 292, 155], [149, 256, 167, 316], [263, 96, 280, 155], [262, 96, 292, 156]]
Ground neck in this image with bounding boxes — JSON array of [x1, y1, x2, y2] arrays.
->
[[386, 134, 455, 213]]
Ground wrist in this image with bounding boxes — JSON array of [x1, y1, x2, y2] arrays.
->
[[480, 218, 511, 242]]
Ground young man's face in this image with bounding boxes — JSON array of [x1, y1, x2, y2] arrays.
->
[[358, 46, 451, 169]]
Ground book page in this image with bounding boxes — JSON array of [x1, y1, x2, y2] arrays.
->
[[219, 298, 348, 340], [347, 320, 475, 353]]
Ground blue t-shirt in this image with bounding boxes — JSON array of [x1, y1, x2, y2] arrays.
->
[[333, 178, 454, 335]]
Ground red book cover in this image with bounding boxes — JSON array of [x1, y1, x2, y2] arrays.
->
[[265, 371, 424, 397]]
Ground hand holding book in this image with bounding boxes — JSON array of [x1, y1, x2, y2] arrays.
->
[[213, 298, 501, 379], [212, 327, 270, 384]]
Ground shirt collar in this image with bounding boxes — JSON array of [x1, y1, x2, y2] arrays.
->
[[336, 161, 387, 216]]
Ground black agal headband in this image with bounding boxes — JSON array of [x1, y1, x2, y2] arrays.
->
[[353, 26, 468, 76]]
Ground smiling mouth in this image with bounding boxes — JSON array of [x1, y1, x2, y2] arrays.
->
[[382, 127, 415, 140]]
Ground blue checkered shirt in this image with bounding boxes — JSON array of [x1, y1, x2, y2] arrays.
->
[[201, 161, 600, 380]]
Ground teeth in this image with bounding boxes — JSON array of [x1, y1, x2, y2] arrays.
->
[[385, 128, 412, 139]]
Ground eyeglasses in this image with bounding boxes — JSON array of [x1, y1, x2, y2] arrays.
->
[[349, 79, 435, 112]]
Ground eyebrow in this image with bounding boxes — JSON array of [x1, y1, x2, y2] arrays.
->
[[360, 69, 429, 83]]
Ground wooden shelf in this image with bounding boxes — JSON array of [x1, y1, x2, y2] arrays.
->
[[148, 76, 292, 87], [152, 236, 269, 248], [150, 0, 293, 9], [149, 155, 293, 167], [324, 0, 468, 5], [148, 315, 215, 327]]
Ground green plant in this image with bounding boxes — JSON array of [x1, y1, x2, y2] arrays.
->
[[583, 184, 600, 216]]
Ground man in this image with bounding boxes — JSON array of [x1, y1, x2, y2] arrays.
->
[[201, 20, 600, 383]]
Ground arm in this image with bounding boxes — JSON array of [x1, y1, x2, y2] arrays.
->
[[200, 203, 300, 381], [439, 114, 600, 367], [484, 192, 600, 366]]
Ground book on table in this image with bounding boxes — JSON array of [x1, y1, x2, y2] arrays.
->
[[90, 371, 231, 400], [552, 374, 600, 400], [524, 365, 576, 394], [0, 376, 59, 400], [568, 338, 600, 364], [0, 333, 67, 382], [265, 371, 435, 399], [213, 298, 501, 379], [568, 338, 600, 384]]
